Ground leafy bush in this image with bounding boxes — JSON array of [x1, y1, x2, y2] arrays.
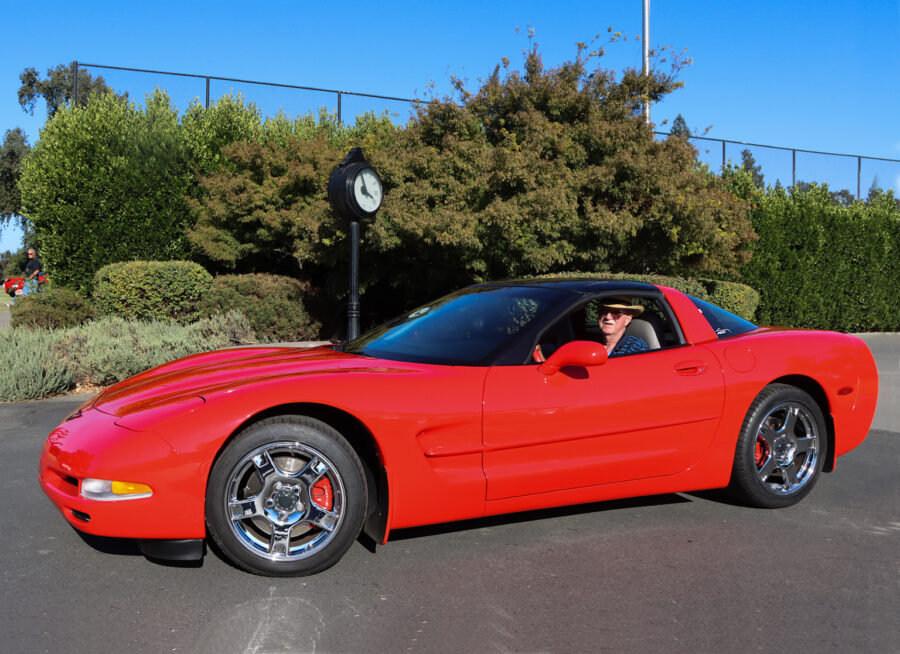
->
[[534, 272, 759, 321], [536, 271, 711, 299], [188, 45, 756, 326], [10, 286, 94, 329], [53, 312, 257, 387], [741, 185, 900, 331], [0, 329, 72, 401], [93, 260, 213, 323], [699, 279, 759, 321], [0, 312, 258, 401], [200, 274, 321, 342], [19, 90, 194, 294]]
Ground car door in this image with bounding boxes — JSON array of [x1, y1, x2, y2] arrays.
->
[[481, 344, 725, 501]]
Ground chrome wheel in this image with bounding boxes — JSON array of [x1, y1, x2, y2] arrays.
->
[[729, 384, 827, 508], [225, 441, 345, 562], [206, 416, 366, 576], [753, 402, 820, 495]]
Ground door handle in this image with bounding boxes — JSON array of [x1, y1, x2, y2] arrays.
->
[[675, 360, 707, 375]]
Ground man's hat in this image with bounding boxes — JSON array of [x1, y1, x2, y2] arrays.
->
[[599, 296, 644, 316]]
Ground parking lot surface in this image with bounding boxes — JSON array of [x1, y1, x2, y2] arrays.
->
[[1, 395, 898, 654]]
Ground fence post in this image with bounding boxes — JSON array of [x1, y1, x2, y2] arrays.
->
[[205, 77, 210, 109], [857, 156, 861, 200], [792, 149, 796, 187], [73, 61, 78, 107], [337, 91, 342, 125], [721, 140, 725, 170]]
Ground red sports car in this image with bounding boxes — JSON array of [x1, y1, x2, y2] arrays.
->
[[4, 273, 48, 296], [39, 280, 878, 576]]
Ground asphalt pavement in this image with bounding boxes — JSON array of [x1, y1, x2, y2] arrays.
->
[[1, 397, 897, 653], [0, 318, 897, 653]]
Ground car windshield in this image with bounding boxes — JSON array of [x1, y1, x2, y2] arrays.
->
[[345, 285, 573, 365]]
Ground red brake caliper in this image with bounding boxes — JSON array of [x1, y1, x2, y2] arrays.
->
[[310, 478, 333, 510], [755, 437, 769, 468]]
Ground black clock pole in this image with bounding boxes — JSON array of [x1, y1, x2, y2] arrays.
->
[[347, 219, 360, 340], [327, 147, 383, 343]]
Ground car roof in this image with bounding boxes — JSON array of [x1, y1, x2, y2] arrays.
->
[[472, 278, 661, 296]]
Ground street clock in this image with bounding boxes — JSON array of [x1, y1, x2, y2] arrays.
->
[[327, 147, 383, 221]]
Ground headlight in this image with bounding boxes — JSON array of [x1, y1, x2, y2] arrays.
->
[[81, 478, 153, 501]]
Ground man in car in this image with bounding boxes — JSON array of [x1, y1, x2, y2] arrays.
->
[[597, 297, 648, 357]]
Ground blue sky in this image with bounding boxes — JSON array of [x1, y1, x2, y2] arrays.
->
[[2, 0, 899, 253]]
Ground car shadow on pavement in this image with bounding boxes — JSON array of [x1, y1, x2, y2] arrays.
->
[[388, 493, 692, 542], [683, 488, 746, 506], [75, 530, 203, 568]]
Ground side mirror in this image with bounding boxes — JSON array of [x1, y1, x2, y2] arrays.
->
[[538, 340, 608, 376]]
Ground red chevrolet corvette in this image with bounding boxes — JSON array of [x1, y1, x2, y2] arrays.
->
[[39, 280, 878, 576], [4, 273, 48, 296]]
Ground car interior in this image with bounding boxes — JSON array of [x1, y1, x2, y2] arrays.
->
[[530, 296, 679, 363]]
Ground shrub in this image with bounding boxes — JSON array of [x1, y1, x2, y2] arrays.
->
[[19, 90, 193, 294], [200, 274, 321, 342], [741, 185, 900, 331], [535, 271, 711, 300], [699, 279, 760, 321], [187, 45, 755, 325], [10, 286, 94, 329], [0, 329, 72, 401], [93, 260, 213, 323], [54, 312, 257, 387]]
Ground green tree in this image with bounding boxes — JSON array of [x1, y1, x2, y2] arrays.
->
[[740, 149, 765, 189], [366, 43, 753, 310], [670, 113, 691, 138], [0, 128, 31, 228], [18, 62, 116, 117], [187, 110, 397, 280], [189, 43, 755, 323], [181, 93, 262, 175], [19, 90, 193, 292], [829, 188, 855, 207]]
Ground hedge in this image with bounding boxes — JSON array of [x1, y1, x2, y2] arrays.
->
[[200, 273, 321, 342], [93, 260, 213, 323], [10, 287, 95, 329], [698, 279, 760, 322], [536, 272, 759, 321], [741, 185, 900, 331]]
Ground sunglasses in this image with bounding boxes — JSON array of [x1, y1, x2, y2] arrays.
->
[[599, 309, 626, 318]]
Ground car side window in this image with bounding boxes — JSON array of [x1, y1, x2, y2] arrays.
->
[[530, 296, 679, 364]]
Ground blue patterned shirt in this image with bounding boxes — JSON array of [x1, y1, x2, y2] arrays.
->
[[610, 334, 648, 357]]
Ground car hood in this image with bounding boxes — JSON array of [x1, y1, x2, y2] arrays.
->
[[92, 345, 383, 418]]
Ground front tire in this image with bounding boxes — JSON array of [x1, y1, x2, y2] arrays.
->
[[729, 384, 826, 508], [206, 416, 367, 576]]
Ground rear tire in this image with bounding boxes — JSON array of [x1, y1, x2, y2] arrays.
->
[[729, 384, 826, 508], [206, 416, 367, 576]]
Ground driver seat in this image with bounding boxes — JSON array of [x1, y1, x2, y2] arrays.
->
[[625, 318, 660, 350]]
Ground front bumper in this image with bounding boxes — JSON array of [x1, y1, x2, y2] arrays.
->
[[39, 404, 207, 540]]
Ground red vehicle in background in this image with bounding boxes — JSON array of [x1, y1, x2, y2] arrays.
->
[[4, 273, 49, 297]]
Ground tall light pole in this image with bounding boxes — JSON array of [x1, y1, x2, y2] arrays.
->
[[642, 0, 651, 124]]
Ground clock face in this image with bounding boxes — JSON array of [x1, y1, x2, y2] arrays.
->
[[353, 167, 383, 214]]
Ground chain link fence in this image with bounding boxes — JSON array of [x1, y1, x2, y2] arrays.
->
[[78, 62, 900, 201], [76, 61, 418, 127], [679, 134, 900, 201]]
